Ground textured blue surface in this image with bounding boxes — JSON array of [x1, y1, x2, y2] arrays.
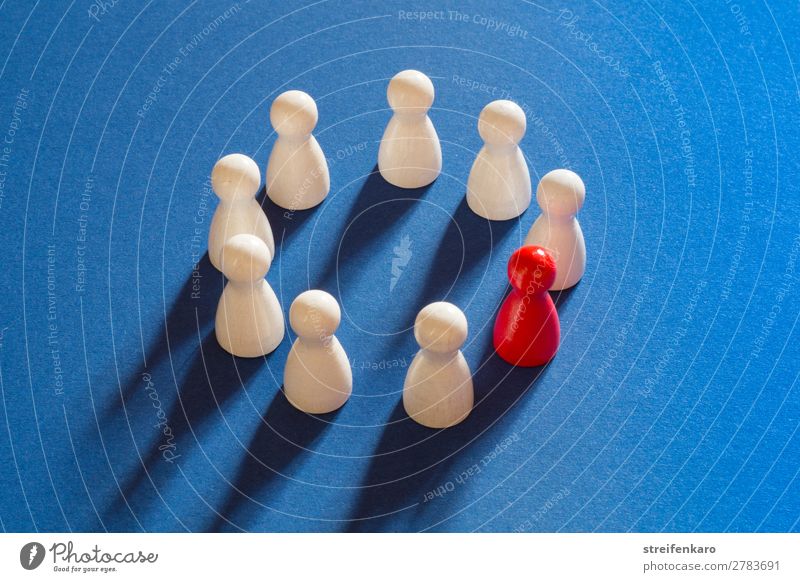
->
[[0, 0, 798, 532]]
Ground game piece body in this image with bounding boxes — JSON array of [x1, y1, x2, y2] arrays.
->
[[493, 246, 560, 366], [524, 169, 586, 290], [378, 70, 442, 189], [215, 234, 284, 357], [284, 290, 352, 414], [266, 90, 330, 210], [209, 154, 274, 271], [403, 302, 473, 428], [466, 100, 531, 220]]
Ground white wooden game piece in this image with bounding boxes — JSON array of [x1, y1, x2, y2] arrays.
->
[[378, 70, 442, 188], [403, 302, 474, 429], [524, 169, 586, 290], [466, 100, 531, 220], [284, 290, 352, 414], [266, 90, 330, 211], [209, 153, 275, 271], [215, 234, 285, 357]]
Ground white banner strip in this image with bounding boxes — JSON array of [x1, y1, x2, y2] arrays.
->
[[1, 533, 797, 581]]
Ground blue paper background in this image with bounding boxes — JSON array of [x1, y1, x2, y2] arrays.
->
[[0, 0, 798, 532]]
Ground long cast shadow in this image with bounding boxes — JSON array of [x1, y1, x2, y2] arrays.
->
[[95, 250, 221, 530], [314, 165, 434, 290], [415, 195, 517, 307], [379, 196, 519, 367], [209, 391, 336, 531], [344, 399, 451, 532], [101, 252, 222, 424], [106, 330, 264, 521], [345, 333, 549, 532], [104, 189, 300, 422]]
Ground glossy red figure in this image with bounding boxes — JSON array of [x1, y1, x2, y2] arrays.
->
[[493, 245, 561, 366]]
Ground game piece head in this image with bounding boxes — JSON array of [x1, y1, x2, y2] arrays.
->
[[220, 234, 272, 283], [211, 153, 261, 201], [507, 246, 557, 293], [387, 70, 435, 114], [478, 100, 526, 146], [536, 169, 585, 217], [414, 301, 468, 354], [289, 290, 341, 339], [270, 90, 318, 137]]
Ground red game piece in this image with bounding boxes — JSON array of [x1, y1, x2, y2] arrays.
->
[[493, 245, 561, 366]]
